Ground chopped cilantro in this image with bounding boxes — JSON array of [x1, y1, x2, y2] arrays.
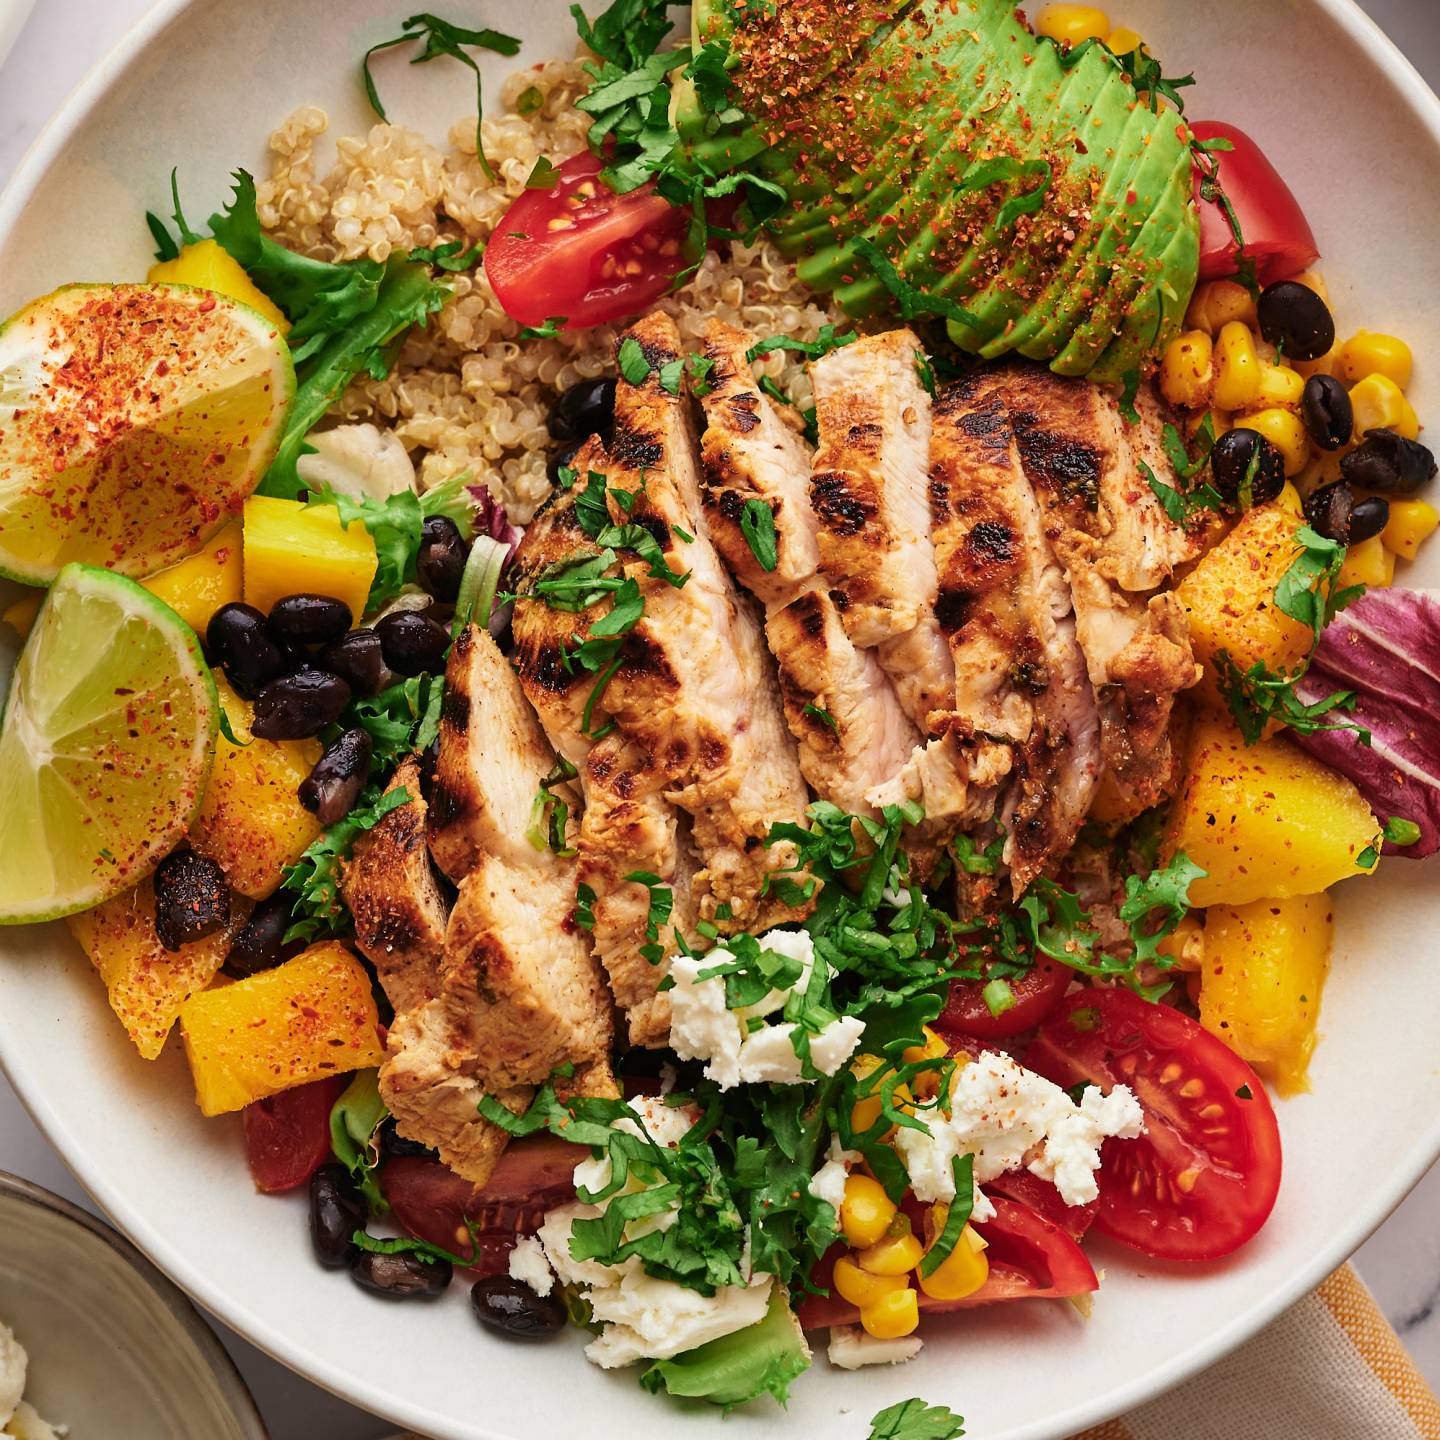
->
[[746, 324, 856, 363], [740, 498, 779, 572], [519, 316, 568, 340], [525, 156, 560, 189], [866, 1398, 967, 1440], [618, 335, 652, 385], [802, 703, 838, 732]]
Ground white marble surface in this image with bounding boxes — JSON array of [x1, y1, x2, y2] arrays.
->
[[1, 0, 1439, 1434]]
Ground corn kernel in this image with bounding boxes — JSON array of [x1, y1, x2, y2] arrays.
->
[[1242, 408, 1310, 476], [860, 1285, 920, 1339], [901, 1025, 946, 1068], [833, 1254, 910, 1309], [1251, 364, 1305, 411], [1160, 330, 1214, 410], [1212, 322, 1263, 412], [849, 1057, 913, 1136], [1381, 499, 1440, 561], [856, 1213, 926, 1276], [1337, 535, 1395, 590], [1105, 25, 1143, 55], [1035, 4, 1110, 45], [1336, 331, 1414, 391], [917, 1223, 990, 1302], [1350, 374, 1420, 442], [1184, 279, 1258, 336], [840, 1174, 897, 1250]]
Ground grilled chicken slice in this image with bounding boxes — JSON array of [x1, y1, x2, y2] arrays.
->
[[381, 1058, 619, 1188], [430, 623, 580, 880], [1001, 367, 1200, 809], [695, 319, 821, 609], [342, 757, 448, 1016], [930, 372, 1101, 890], [600, 312, 811, 931], [578, 733, 698, 1048], [768, 584, 920, 815]]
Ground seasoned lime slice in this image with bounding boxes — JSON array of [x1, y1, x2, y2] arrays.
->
[[0, 283, 293, 584], [0, 564, 218, 923]]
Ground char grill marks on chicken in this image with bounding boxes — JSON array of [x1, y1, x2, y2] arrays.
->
[[378, 623, 616, 1183]]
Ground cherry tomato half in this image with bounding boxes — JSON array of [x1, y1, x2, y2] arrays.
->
[[485, 152, 690, 330], [242, 1075, 346, 1194], [935, 956, 1072, 1042], [1027, 987, 1282, 1262], [1191, 120, 1319, 287], [381, 1134, 580, 1276], [795, 1193, 1097, 1329]]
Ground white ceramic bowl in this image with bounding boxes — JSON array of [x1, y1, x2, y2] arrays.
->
[[1, 3, 1439, 1437], [0, 0, 34, 71], [0, 1173, 266, 1438]]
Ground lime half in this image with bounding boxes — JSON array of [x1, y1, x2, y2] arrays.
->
[[0, 283, 293, 584], [0, 564, 218, 923]]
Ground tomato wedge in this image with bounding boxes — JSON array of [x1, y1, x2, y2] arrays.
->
[[485, 152, 690, 330], [795, 1193, 1097, 1329], [983, 1169, 1097, 1244], [242, 1075, 346, 1194], [1027, 988, 1281, 1262], [935, 957, 1071, 1041], [1191, 120, 1319, 287], [381, 1134, 580, 1275]]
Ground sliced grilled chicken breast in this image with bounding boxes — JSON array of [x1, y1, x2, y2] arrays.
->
[[695, 319, 821, 608], [930, 371, 1101, 890], [342, 756, 448, 1016]]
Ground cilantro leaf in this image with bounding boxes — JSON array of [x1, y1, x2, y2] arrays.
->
[[362, 13, 521, 182], [746, 324, 856, 363], [851, 237, 984, 330], [1142, 459, 1224, 526], [866, 1398, 967, 1440], [739, 498, 778, 572], [618, 335, 651, 385]]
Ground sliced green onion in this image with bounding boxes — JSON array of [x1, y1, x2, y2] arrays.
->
[[982, 977, 1016, 1018], [452, 535, 509, 636]]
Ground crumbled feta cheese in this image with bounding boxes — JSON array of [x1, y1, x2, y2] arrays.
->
[[584, 1270, 773, 1368], [668, 933, 864, 1089], [827, 1324, 923, 1369], [808, 1136, 862, 1212], [507, 1236, 555, 1298], [895, 1050, 1144, 1210], [0, 1323, 25, 1428]]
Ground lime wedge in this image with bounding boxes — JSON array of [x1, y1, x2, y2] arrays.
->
[[0, 564, 218, 923], [0, 283, 294, 584]]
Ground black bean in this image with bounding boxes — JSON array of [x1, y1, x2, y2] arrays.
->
[[376, 611, 450, 677], [206, 602, 289, 699], [320, 629, 388, 698], [1208, 427, 1286, 508], [251, 670, 352, 740], [351, 1250, 452, 1299], [1348, 495, 1391, 543], [224, 892, 299, 978], [471, 1274, 567, 1339], [152, 848, 230, 952], [299, 728, 374, 826], [416, 516, 468, 603], [1257, 281, 1335, 362], [267, 594, 353, 646], [547, 442, 582, 486], [547, 378, 616, 444], [1341, 428, 1438, 495], [1300, 374, 1354, 452], [379, 1115, 440, 1161], [310, 1165, 368, 1270], [1303, 481, 1356, 543]]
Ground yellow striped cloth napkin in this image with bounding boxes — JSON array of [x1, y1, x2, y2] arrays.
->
[[384, 1266, 1440, 1440]]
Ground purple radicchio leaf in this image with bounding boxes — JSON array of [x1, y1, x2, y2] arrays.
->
[[1293, 587, 1440, 856]]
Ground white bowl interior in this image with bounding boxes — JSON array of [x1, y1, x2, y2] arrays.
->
[[1, 2, 1439, 1438], [0, 1178, 265, 1438]]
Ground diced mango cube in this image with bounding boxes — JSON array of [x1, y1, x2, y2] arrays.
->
[[148, 239, 289, 334], [1381, 499, 1439, 562], [1200, 894, 1333, 1096], [188, 675, 321, 898], [179, 941, 383, 1115], [1164, 711, 1378, 908], [67, 877, 237, 1059], [1336, 534, 1394, 590], [1177, 500, 1312, 709], [141, 522, 243, 635], [243, 494, 377, 622]]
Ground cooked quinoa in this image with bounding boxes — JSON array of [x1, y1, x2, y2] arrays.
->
[[256, 57, 842, 523]]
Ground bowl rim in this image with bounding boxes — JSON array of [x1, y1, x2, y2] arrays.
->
[[2, 1, 1440, 1437], [0, 1170, 270, 1440]]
